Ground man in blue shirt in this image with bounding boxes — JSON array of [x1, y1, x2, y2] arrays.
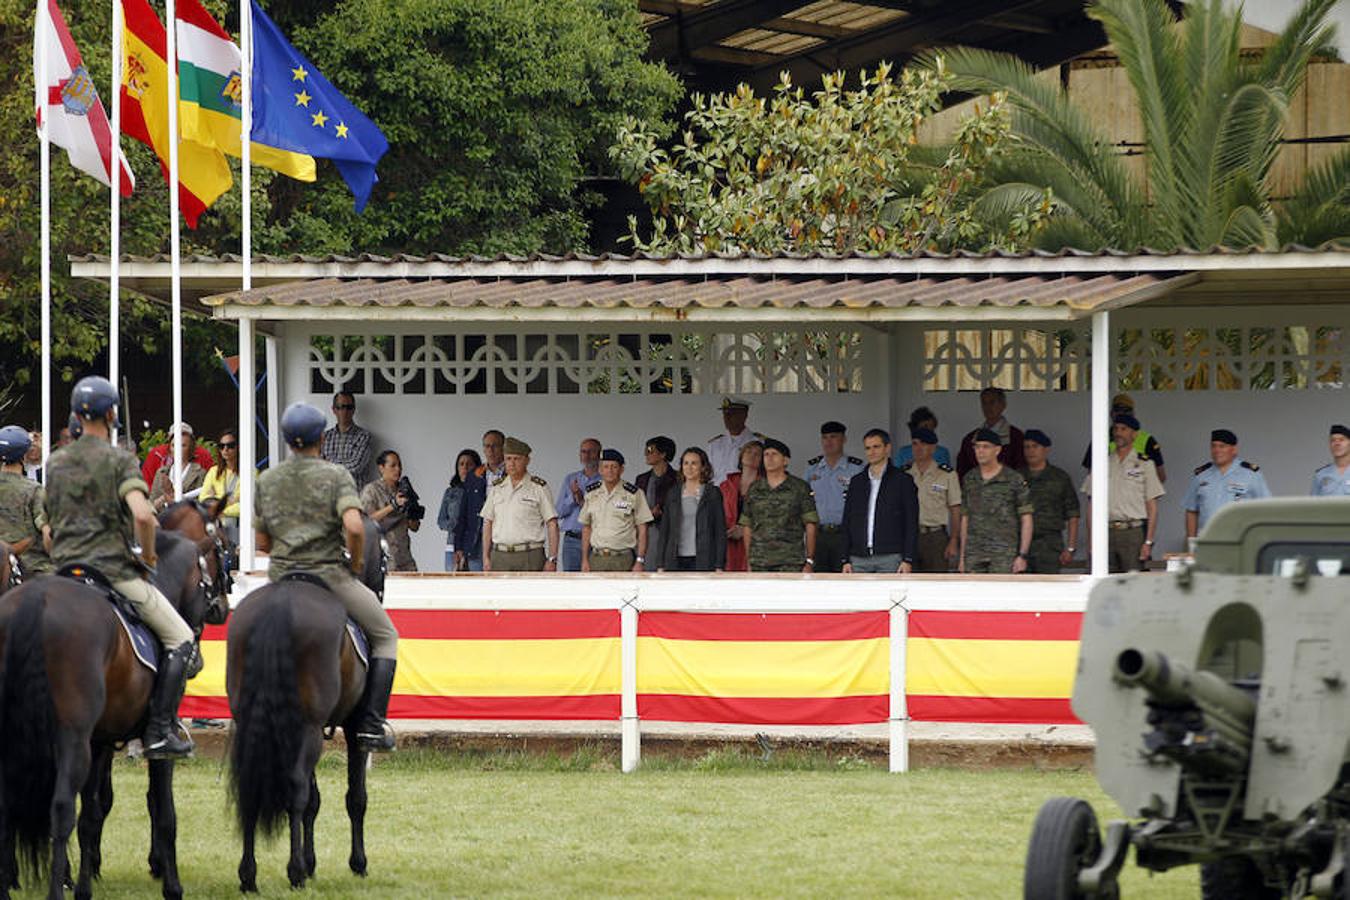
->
[[555, 437, 602, 572], [804, 421, 864, 572], [1312, 424, 1350, 496], [1183, 429, 1270, 538]]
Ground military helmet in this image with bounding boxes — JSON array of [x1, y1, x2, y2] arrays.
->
[[70, 375, 119, 420], [0, 425, 31, 464], [281, 402, 326, 449]]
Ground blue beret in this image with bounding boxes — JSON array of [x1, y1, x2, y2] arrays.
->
[[910, 427, 938, 445], [1024, 429, 1052, 447], [973, 428, 1002, 446], [762, 438, 791, 458], [1211, 429, 1237, 446], [600, 448, 625, 465], [1112, 414, 1141, 431]]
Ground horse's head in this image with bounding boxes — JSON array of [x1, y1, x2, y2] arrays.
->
[[158, 501, 232, 626]]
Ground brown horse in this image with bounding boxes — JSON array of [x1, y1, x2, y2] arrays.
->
[[0, 544, 11, 597], [0, 526, 228, 900], [226, 517, 384, 891]]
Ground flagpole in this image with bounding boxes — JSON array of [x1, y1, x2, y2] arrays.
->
[[39, 0, 52, 470], [238, 0, 256, 572], [166, 0, 183, 500], [109, 0, 122, 445]]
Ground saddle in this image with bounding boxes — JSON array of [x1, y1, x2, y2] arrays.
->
[[57, 563, 160, 672], [278, 572, 370, 668]]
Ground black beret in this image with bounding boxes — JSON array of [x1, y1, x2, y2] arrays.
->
[[1211, 429, 1238, 446], [1024, 429, 1052, 447], [762, 437, 791, 458], [820, 420, 846, 435], [600, 448, 625, 465], [910, 427, 938, 445], [973, 428, 1002, 446], [1331, 424, 1350, 440], [1112, 414, 1141, 431]]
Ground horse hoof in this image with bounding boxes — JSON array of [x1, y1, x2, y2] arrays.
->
[[239, 880, 257, 894], [349, 855, 367, 876]]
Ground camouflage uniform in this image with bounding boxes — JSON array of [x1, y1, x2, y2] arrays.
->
[[256, 454, 398, 659], [1021, 464, 1080, 574], [580, 480, 654, 572], [961, 466, 1034, 574], [739, 474, 820, 572], [0, 471, 53, 575], [361, 479, 417, 572], [45, 436, 193, 647]]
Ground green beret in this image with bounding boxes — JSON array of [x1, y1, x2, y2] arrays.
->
[[504, 436, 531, 456]]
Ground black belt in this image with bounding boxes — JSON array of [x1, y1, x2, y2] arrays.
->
[[564, 530, 582, 539]]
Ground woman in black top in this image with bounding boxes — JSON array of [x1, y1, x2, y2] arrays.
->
[[653, 447, 727, 572]]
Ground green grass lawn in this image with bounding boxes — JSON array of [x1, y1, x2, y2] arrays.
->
[[13, 747, 1198, 898]]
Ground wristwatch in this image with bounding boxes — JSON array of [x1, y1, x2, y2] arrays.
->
[[1066, 546, 1076, 553], [1143, 540, 1155, 546], [545, 555, 557, 563], [804, 557, 816, 566], [635, 555, 645, 563]]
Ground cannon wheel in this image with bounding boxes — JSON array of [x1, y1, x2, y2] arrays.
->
[[1199, 858, 1281, 900], [1024, 797, 1106, 900]]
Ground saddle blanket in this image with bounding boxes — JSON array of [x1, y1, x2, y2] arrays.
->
[[346, 619, 369, 668], [112, 605, 159, 673]]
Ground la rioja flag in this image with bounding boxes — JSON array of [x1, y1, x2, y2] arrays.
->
[[34, 0, 134, 194]]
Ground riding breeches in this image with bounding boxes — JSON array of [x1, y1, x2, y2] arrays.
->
[[112, 578, 194, 648], [327, 574, 399, 660]]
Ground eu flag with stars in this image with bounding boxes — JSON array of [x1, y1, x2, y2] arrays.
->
[[249, 0, 388, 211]]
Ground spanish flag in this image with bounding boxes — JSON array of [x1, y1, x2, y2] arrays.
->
[[120, 0, 231, 228], [174, 0, 314, 181]]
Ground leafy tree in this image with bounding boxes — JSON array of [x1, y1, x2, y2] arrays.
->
[[610, 61, 1051, 256], [933, 0, 1350, 251]]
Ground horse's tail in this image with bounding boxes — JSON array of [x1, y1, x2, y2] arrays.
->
[[0, 590, 57, 874], [228, 595, 304, 838]]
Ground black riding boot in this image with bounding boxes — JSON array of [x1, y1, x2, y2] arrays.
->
[[353, 657, 397, 753], [143, 642, 194, 759]]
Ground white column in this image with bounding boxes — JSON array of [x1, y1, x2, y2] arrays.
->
[[240, 0, 252, 294], [265, 334, 281, 466], [620, 596, 640, 773], [888, 595, 909, 774], [109, 0, 122, 443], [1090, 311, 1111, 577], [239, 317, 256, 572], [39, 13, 51, 468], [166, 0, 183, 499]]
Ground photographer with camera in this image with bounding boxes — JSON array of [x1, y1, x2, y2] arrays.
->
[[361, 449, 423, 572]]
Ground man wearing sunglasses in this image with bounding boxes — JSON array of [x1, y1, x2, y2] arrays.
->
[[322, 391, 374, 487]]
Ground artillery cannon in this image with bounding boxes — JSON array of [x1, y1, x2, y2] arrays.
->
[[1024, 498, 1350, 899]]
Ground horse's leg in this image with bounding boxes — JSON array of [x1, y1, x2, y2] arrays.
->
[[237, 807, 258, 894], [302, 772, 320, 877], [145, 757, 162, 880], [48, 728, 90, 900], [286, 730, 323, 889], [147, 760, 182, 900], [73, 746, 113, 900], [345, 730, 368, 877]]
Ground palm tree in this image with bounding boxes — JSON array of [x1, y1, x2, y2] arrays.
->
[[928, 0, 1349, 251]]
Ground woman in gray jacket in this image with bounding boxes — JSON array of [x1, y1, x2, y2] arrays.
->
[[653, 447, 727, 572]]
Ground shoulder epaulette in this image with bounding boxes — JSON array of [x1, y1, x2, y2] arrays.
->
[[900, 461, 914, 471], [753, 431, 765, 438], [709, 434, 722, 442], [1241, 460, 1260, 471], [530, 474, 548, 487], [622, 481, 638, 493], [807, 455, 822, 466], [1194, 462, 1213, 475], [847, 456, 863, 465], [491, 475, 507, 486], [585, 480, 602, 493], [1137, 453, 1151, 463], [938, 463, 954, 472]]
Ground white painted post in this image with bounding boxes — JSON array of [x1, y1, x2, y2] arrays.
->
[[38, 6, 51, 468], [166, 0, 183, 501], [1090, 311, 1110, 577], [889, 595, 909, 773], [238, 317, 256, 572], [620, 594, 639, 773], [109, 0, 122, 442], [264, 334, 280, 466]]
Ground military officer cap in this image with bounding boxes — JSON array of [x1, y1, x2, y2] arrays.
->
[[280, 402, 326, 448], [503, 436, 531, 456], [718, 396, 751, 411], [1211, 429, 1238, 446], [910, 427, 938, 445], [1024, 429, 1052, 447], [600, 448, 625, 465], [762, 437, 791, 458], [1111, 393, 1135, 411], [70, 375, 119, 420], [1112, 413, 1141, 431], [1331, 424, 1350, 440], [819, 420, 846, 435], [973, 428, 1002, 446], [0, 425, 31, 464]]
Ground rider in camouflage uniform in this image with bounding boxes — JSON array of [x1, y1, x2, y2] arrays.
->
[[0, 425, 54, 577], [255, 402, 399, 752], [46, 377, 196, 758]]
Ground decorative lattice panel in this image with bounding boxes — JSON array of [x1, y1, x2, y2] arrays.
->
[[308, 329, 865, 396], [923, 327, 1091, 392]]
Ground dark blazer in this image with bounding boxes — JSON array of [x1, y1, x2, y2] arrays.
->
[[652, 482, 727, 571], [840, 464, 919, 562], [452, 473, 488, 560]]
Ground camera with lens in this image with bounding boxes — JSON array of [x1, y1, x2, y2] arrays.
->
[[396, 476, 425, 521]]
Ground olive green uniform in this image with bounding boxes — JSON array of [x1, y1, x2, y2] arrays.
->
[[45, 436, 193, 647], [361, 479, 417, 572], [481, 473, 557, 571], [580, 480, 654, 572], [256, 455, 398, 659], [0, 471, 53, 575], [961, 466, 1034, 574], [149, 461, 207, 512], [1021, 464, 1080, 574], [739, 474, 820, 572]]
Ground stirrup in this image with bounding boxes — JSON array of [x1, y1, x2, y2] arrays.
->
[[353, 721, 395, 753], [143, 724, 194, 759]]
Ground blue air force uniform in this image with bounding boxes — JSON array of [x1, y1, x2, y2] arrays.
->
[[1182, 458, 1271, 531], [806, 453, 864, 572], [1311, 464, 1350, 496]]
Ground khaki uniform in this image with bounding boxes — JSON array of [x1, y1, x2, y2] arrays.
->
[[580, 480, 654, 572], [961, 466, 1033, 574], [904, 461, 961, 573], [739, 474, 820, 572], [45, 437, 192, 647], [481, 473, 557, 572], [0, 471, 53, 575], [1022, 464, 1080, 574], [1082, 452, 1164, 573], [256, 454, 397, 658]]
